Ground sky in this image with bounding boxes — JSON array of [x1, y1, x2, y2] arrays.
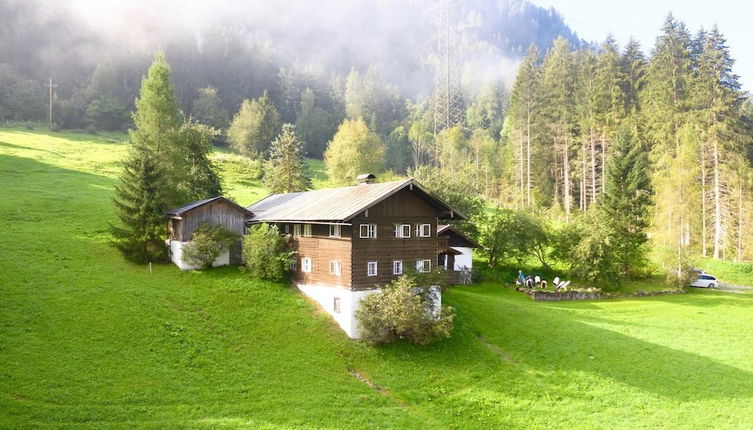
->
[[530, 0, 753, 91]]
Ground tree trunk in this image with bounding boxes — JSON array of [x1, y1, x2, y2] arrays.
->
[[526, 104, 532, 208], [563, 134, 571, 222], [737, 180, 743, 262], [701, 141, 708, 257], [590, 130, 597, 206], [712, 137, 722, 259]]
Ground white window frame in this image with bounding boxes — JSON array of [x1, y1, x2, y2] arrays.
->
[[302, 257, 312, 273], [367, 261, 378, 277], [293, 224, 302, 237], [395, 223, 411, 238], [290, 258, 298, 271], [416, 259, 431, 273], [329, 260, 342, 276], [360, 224, 377, 239], [419, 224, 431, 237], [303, 224, 312, 237], [284, 224, 290, 234], [393, 260, 403, 275], [333, 297, 341, 313], [329, 224, 341, 238]]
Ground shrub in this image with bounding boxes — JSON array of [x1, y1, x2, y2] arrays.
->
[[478, 209, 551, 268], [355, 275, 455, 346], [181, 222, 239, 270], [242, 223, 294, 281]]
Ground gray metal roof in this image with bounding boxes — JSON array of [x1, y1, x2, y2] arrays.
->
[[247, 179, 467, 223], [167, 196, 252, 217]]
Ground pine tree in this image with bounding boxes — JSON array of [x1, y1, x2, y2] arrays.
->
[[111, 53, 223, 262], [227, 91, 281, 159], [110, 145, 168, 263], [508, 45, 540, 208], [620, 38, 647, 118], [599, 131, 652, 277], [643, 14, 695, 274], [540, 37, 576, 220], [692, 26, 747, 259], [263, 124, 312, 194]]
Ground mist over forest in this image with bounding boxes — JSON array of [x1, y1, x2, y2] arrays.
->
[[0, 0, 581, 127]]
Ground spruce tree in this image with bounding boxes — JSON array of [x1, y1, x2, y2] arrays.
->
[[110, 145, 168, 263], [598, 131, 652, 277], [508, 44, 540, 208], [263, 124, 312, 194], [540, 37, 576, 219], [111, 53, 222, 262], [642, 14, 695, 274]]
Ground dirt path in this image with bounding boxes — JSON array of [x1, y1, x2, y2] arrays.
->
[[716, 283, 753, 294]]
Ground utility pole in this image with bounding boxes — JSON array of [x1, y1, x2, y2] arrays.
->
[[432, 0, 463, 165], [45, 77, 57, 129]]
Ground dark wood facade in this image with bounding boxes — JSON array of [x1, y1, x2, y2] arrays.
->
[[279, 223, 353, 289], [349, 188, 438, 290], [279, 188, 447, 291]]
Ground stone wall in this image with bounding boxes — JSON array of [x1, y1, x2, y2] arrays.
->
[[520, 288, 686, 302], [527, 290, 602, 301]]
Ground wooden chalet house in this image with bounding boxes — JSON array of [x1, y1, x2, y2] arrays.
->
[[165, 175, 477, 339]]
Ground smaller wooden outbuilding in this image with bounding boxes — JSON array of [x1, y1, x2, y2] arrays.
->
[[437, 224, 480, 284], [166, 196, 251, 270]]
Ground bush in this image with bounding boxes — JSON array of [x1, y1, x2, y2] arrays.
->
[[355, 275, 455, 346], [478, 209, 551, 268], [181, 222, 239, 270], [242, 223, 294, 281]]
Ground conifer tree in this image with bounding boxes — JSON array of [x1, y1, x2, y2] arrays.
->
[[263, 124, 312, 194], [110, 145, 168, 263], [692, 26, 747, 259], [508, 45, 540, 208], [599, 131, 652, 277], [643, 14, 695, 274], [111, 52, 223, 262], [130, 52, 182, 157], [540, 37, 576, 219]]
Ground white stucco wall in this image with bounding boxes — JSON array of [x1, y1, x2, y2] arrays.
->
[[297, 284, 376, 338], [169, 240, 230, 271], [453, 247, 473, 271], [297, 283, 442, 339]]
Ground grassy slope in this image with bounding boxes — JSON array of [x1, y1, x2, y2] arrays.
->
[[1, 128, 753, 429]]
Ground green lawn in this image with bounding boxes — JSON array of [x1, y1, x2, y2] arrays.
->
[[2, 128, 753, 429]]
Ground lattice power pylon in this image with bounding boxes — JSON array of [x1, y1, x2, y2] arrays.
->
[[432, 0, 464, 138]]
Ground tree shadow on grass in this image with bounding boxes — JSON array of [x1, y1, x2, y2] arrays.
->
[[445, 287, 753, 403]]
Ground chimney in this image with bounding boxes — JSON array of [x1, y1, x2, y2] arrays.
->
[[356, 173, 376, 185]]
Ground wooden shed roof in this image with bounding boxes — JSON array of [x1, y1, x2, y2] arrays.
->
[[437, 224, 481, 248], [166, 196, 252, 218], [247, 179, 467, 223]]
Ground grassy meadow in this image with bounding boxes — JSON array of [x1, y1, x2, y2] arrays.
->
[[1, 128, 753, 429]]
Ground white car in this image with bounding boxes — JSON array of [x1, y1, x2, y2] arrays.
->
[[690, 273, 718, 288]]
